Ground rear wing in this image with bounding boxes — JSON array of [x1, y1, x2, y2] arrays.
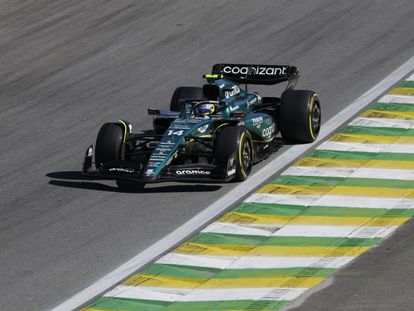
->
[[211, 63, 299, 85]]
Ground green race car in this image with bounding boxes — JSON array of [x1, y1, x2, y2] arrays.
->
[[82, 63, 321, 185]]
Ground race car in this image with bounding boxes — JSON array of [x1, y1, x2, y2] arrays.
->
[[82, 63, 321, 185]]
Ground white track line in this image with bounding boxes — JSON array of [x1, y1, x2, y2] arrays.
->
[[50, 56, 414, 311]]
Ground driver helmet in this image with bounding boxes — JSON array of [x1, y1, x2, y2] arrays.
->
[[194, 103, 216, 118]]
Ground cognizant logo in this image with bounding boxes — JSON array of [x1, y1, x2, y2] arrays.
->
[[223, 65, 287, 76]]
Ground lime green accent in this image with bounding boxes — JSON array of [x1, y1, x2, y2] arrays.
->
[[118, 120, 128, 143], [239, 131, 246, 177], [370, 102, 414, 112], [234, 202, 414, 218], [204, 74, 223, 80], [308, 94, 317, 140], [341, 125, 414, 137], [307, 149, 414, 161]]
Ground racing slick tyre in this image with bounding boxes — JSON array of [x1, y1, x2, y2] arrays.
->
[[170, 87, 204, 112], [279, 90, 321, 143], [214, 126, 253, 181], [95, 122, 124, 168]]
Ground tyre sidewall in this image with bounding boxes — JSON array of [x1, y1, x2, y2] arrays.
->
[[280, 90, 321, 143], [95, 122, 124, 168], [214, 126, 253, 181]]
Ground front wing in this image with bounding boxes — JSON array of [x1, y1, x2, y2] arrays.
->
[[82, 146, 235, 183]]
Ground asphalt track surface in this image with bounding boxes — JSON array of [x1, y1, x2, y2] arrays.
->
[[1, 1, 414, 310]]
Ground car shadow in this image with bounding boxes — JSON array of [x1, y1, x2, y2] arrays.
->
[[46, 171, 222, 193]]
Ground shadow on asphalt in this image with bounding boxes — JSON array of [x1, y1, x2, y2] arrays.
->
[[47, 171, 222, 193]]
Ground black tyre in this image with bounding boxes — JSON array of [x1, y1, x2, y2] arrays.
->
[[279, 90, 321, 143], [170, 87, 204, 112], [214, 126, 253, 181], [95, 122, 124, 168]]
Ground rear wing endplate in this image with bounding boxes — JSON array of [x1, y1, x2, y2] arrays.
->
[[211, 63, 299, 85]]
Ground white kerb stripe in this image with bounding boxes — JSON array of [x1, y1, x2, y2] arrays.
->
[[282, 166, 356, 178], [273, 224, 399, 239], [203, 221, 274, 236], [407, 73, 414, 81], [157, 253, 235, 270], [378, 94, 414, 104], [247, 193, 414, 209], [104, 285, 189, 302], [317, 141, 414, 153], [349, 117, 414, 129], [104, 285, 308, 302], [231, 256, 355, 269], [203, 221, 399, 239], [282, 166, 414, 181], [157, 253, 355, 269]]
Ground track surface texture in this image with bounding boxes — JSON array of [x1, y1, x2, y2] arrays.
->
[[1, 1, 414, 310]]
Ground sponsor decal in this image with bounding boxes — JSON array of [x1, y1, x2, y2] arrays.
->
[[149, 155, 166, 160], [175, 169, 211, 175], [145, 169, 154, 176], [251, 116, 263, 125], [170, 124, 191, 130], [87, 147, 93, 157], [223, 65, 287, 76], [248, 97, 258, 106], [108, 167, 134, 173], [197, 124, 209, 133], [227, 168, 236, 176], [156, 147, 172, 152], [167, 129, 184, 136], [262, 123, 276, 138], [224, 85, 240, 98], [229, 105, 239, 112]]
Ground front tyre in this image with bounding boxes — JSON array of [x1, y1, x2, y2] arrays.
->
[[95, 122, 124, 168], [279, 90, 321, 143], [214, 126, 253, 181]]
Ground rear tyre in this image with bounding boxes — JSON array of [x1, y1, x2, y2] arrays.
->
[[170, 87, 204, 112], [214, 126, 253, 181], [95, 122, 124, 168], [279, 90, 321, 143]]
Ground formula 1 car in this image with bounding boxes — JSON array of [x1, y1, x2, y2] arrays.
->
[[82, 63, 321, 185]]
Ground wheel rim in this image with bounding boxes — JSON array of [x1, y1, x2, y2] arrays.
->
[[311, 101, 321, 135], [241, 137, 252, 172]]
